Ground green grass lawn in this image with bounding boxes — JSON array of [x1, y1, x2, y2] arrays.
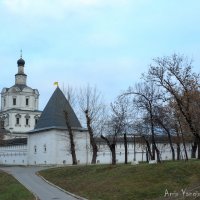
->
[[39, 160, 200, 200], [0, 171, 35, 200]]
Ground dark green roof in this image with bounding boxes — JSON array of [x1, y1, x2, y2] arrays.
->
[[34, 87, 81, 130]]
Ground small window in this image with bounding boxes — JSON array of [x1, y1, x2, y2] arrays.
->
[[4, 98, 6, 107], [25, 114, 30, 126], [26, 98, 29, 106], [34, 145, 37, 153], [13, 98, 16, 105], [44, 144, 47, 153], [16, 118, 20, 125], [34, 115, 40, 126]]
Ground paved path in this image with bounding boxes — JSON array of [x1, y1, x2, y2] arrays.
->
[[0, 166, 79, 200]]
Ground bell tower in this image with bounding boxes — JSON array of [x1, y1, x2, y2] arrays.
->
[[15, 50, 27, 85], [0, 52, 42, 135]]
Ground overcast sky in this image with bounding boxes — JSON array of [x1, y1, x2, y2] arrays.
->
[[0, 0, 200, 110]]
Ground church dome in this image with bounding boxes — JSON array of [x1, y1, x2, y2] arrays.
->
[[17, 58, 25, 66]]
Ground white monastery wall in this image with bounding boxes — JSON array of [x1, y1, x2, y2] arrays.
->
[[0, 145, 27, 165], [0, 136, 194, 166]]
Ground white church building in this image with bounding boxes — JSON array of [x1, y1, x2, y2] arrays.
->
[[0, 57, 193, 166]]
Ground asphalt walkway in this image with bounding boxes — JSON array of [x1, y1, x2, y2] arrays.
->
[[0, 166, 80, 200]]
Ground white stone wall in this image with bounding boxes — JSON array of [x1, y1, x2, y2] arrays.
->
[[96, 142, 193, 164], [28, 130, 58, 165], [0, 145, 27, 165], [28, 129, 90, 165], [0, 133, 194, 166]]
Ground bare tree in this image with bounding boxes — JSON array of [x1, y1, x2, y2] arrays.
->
[[145, 54, 200, 158], [101, 116, 120, 165], [125, 82, 161, 162], [78, 85, 105, 164], [153, 105, 176, 160], [110, 96, 133, 164], [133, 119, 153, 162], [175, 111, 188, 160]]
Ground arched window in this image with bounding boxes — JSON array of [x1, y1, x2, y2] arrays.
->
[[25, 114, 30, 126], [34, 115, 40, 126], [15, 114, 21, 126]]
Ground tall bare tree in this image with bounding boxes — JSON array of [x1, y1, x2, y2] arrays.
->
[[125, 82, 161, 162], [78, 85, 106, 164], [145, 54, 200, 158], [153, 105, 176, 160], [101, 114, 121, 165], [133, 119, 153, 162], [110, 96, 133, 164]]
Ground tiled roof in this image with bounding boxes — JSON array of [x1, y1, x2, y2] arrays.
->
[[34, 87, 82, 131]]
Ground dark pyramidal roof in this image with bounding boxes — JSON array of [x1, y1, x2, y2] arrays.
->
[[34, 87, 82, 131]]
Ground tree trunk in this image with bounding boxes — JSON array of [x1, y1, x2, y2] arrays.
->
[[146, 149, 149, 162], [159, 122, 175, 161], [69, 127, 77, 165], [181, 132, 188, 160], [85, 110, 98, 164], [111, 144, 116, 165], [91, 144, 98, 164], [142, 136, 153, 160], [197, 139, 200, 159], [170, 142, 175, 161], [177, 143, 180, 160], [191, 141, 197, 158], [101, 135, 116, 165], [195, 135, 200, 159], [152, 143, 155, 160], [154, 145, 161, 163], [164, 130, 175, 160], [124, 133, 128, 164], [64, 111, 77, 165], [150, 113, 160, 162]]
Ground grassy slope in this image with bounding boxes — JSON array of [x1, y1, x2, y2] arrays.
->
[[39, 160, 200, 200], [0, 171, 35, 200]]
